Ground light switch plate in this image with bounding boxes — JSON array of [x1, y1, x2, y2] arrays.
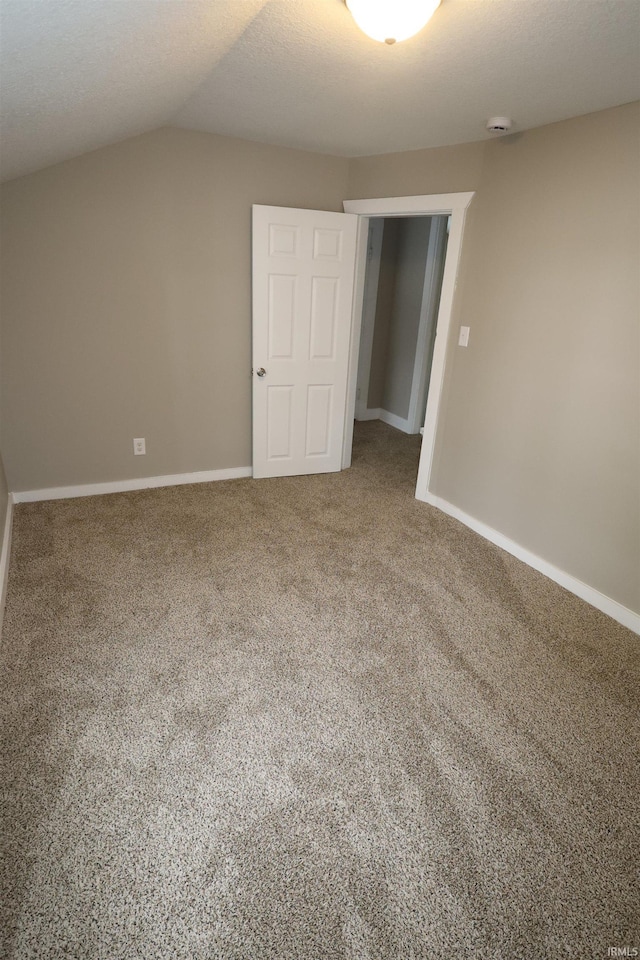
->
[[459, 326, 470, 347]]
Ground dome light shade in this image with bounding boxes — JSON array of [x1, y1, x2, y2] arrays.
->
[[346, 0, 441, 44]]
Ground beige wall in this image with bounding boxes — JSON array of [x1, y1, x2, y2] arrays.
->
[[367, 219, 398, 409], [347, 139, 486, 201], [0, 451, 7, 541], [0, 128, 349, 490], [0, 272, 8, 550], [0, 447, 7, 637], [351, 102, 640, 613], [382, 217, 432, 421], [1, 104, 638, 615]]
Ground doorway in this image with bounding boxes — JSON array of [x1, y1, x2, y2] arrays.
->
[[354, 215, 449, 439], [250, 193, 474, 497], [341, 192, 475, 505]]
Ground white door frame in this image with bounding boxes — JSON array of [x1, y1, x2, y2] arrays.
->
[[341, 192, 475, 501]]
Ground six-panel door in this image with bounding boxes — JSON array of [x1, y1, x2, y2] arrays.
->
[[252, 205, 358, 479]]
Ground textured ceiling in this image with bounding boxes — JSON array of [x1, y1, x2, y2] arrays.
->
[[1, 0, 639, 182], [0, 0, 267, 181]]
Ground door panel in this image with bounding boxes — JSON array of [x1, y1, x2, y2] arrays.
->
[[268, 274, 296, 359], [252, 205, 358, 479], [306, 384, 333, 457], [267, 386, 294, 461], [309, 277, 338, 360]]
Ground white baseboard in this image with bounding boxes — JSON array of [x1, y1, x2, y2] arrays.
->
[[422, 491, 640, 635], [354, 408, 418, 435], [355, 407, 382, 422], [12, 466, 253, 504], [0, 495, 14, 639], [379, 409, 415, 435]]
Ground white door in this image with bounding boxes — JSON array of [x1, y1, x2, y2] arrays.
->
[[252, 205, 358, 479]]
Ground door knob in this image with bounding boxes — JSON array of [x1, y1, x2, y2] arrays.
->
[[256, 367, 266, 377]]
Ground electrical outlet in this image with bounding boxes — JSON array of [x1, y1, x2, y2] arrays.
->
[[133, 438, 146, 456], [458, 326, 470, 347]]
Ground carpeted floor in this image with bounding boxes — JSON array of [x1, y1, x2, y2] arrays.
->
[[1, 421, 638, 960]]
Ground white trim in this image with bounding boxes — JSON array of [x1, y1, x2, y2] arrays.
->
[[343, 193, 475, 494], [355, 407, 382, 422], [354, 402, 370, 421], [378, 408, 413, 434], [344, 193, 475, 218], [354, 408, 415, 433], [0, 495, 14, 639], [422, 491, 640, 636], [12, 466, 253, 504]]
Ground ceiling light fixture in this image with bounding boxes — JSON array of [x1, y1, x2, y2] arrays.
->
[[345, 0, 441, 45]]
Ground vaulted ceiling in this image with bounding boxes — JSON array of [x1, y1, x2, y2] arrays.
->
[[1, 0, 639, 182]]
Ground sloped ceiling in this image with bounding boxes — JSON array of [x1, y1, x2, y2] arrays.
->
[[1, 0, 639, 182]]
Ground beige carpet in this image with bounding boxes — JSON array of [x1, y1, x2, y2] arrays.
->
[[1, 421, 638, 960]]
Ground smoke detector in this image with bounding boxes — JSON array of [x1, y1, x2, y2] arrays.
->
[[486, 117, 513, 134]]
